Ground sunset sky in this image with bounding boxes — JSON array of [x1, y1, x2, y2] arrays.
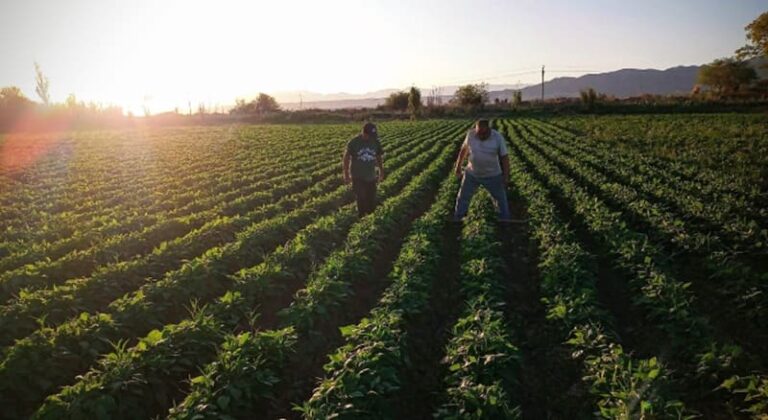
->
[[0, 0, 764, 114]]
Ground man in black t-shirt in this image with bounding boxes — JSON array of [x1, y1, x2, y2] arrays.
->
[[343, 122, 384, 216]]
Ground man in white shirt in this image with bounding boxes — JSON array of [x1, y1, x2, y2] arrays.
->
[[452, 119, 512, 222]]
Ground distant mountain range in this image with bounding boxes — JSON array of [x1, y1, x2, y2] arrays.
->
[[276, 60, 767, 109], [492, 65, 700, 101], [498, 57, 767, 101]]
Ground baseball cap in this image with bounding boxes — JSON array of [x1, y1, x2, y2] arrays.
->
[[362, 122, 378, 138]]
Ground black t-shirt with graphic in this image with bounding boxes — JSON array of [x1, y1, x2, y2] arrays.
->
[[346, 135, 383, 181]]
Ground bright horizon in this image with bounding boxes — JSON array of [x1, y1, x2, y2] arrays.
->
[[0, 0, 764, 114]]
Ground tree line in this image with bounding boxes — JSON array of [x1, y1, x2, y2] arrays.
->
[[696, 11, 767, 96]]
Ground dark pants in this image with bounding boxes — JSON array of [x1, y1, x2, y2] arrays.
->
[[352, 178, 377, 217], [454, 172, 511, 220]]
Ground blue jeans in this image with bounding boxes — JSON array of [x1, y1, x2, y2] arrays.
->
[[454, 172, 511, 220]]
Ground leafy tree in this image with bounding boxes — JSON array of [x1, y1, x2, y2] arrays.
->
[[384, 91, 409, 111], [65, 93, 79, 109], [512, 91, 522, 109], [736, 11, 768, 60], [0, 86, 34, 115], [579, 88, 598, 111], [229, 93, 280, 115], [0, 86, 30, 105], [255, 93, 280, 113], [0, 86, 34, 129], [231, 98, 248, 114], [452, 83, 488, 109], [697, 58, 757, 94], [34, 62, 50, 106], [407, 86, 421, 119]]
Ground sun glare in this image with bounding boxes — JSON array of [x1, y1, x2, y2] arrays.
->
[[70, 1, 403, 114]]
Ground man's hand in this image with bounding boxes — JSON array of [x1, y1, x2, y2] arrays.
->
[[344, 173, 352, 185]]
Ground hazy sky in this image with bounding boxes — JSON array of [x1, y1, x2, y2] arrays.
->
[[0, 0, 764, 113]]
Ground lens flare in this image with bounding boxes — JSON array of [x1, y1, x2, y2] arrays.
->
[[0, 112, 73, 176]]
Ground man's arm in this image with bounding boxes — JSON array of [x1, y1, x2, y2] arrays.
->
[[497, 132, 510, 184], [454, 142, 468, 178], [500, 155, 510, 185], [343, 149, 352, 184], [376, 154, 384, 182], [376, 140, 385, 182]]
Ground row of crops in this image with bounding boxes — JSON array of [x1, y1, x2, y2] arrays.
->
[[0, 114, 766, 418], [498, 117, 767, 418]]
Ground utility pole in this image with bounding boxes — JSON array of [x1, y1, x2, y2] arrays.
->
[[541, 65, 545, 102]]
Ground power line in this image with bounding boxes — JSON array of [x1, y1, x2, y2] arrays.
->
[[547, 69, 601, 73], [445, 68, 602, 86], [443, 68, 541, 85]]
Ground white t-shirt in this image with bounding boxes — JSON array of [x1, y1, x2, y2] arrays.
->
[[463, 128, 508, 177]]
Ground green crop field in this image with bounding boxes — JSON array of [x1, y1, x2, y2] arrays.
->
[[0, 115, 766, 419]]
